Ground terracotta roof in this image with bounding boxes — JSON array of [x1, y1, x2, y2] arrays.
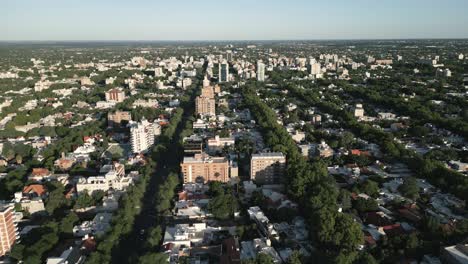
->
[[23, 184, 47, 196], [32, 168, 51, 176]]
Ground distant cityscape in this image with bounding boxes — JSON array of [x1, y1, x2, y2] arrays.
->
[[0, 37, 467, 264]]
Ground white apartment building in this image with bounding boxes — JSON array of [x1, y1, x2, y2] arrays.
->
[[129, 118, 160, 153], [257, 60, 265, 82], [76, 163, 133, 193], [206, 136, 235, 153]]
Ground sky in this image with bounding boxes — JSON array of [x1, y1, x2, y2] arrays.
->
[[2, 0, 468, 41]]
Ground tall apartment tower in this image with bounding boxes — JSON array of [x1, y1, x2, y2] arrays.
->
[[308, 62, 321, 75], [200, 86, 215, 98], [129, 118, 159, 153], [0, 205, 17, 257], [218, 60, 229, 83], [195, 96, 216, 117], [257, 60, 266, 82], [250, 152, 286, 185], [226, 50, 233, 62], [203, 75, 211, 88]]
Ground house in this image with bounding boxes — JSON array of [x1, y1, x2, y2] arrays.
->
[[29, 168, 52, 181], [22, 184, 47, 198], [20, 198, 46, 215], [73, 213, 112, 237], [46, 246, 84, 264], [240, 238, 281, 263], [207, 136, 235, 153], [441, 244, 468, 264]]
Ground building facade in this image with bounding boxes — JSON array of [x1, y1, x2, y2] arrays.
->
[[181, 153, 230, 183], [257, 61, 265, 82], [0, 205, 17, 257], [107, 111, 131, 127], [218, 60, 229, 83], [129, 118, 160, 153], [105, 88, 126, 103], [250, 152, 286, 185], [195, 96, 216, 117]]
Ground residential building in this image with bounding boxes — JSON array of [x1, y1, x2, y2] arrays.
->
[[105, 88, 126, 103], [203, 75, 211, 88], [219, 60, 229, 83], [107, 111, 131, 127], [0, 204, 17, 257], [76, 163, 133, 193], [181, 153, 230, 183], [312, 140, 334, 158], [207, 135, 235, 153], [195, 96, 216, 117], [354, 104, 364, 118], [257, 60, 265, 82], [250, 152, 286, 185], [201, 86, 215, 98], [183, 135, 204, 155], [80, 77, 94, 86], [442, 244, 468, 264], [129, 118, 160, 153], [308, 62, 321, 75]]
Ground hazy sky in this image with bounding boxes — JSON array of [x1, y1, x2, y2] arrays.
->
[[2, 0, 468, 41]]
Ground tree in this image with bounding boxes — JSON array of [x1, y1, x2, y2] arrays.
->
[[256, 253, 274, 264], [398, 177, 419, 200], [353, 197, 379, 213], [146, 226, 162, 249], [333, 250, 358, 264], [338, 189, 352, 211], [354, 252, 378, 264], [208, 181, 224, 196], [359, 180, 379, 197], [59, 212, 79, 235], [138, 253, 169, 264], [287, 251, 302, 264], [316, 209, 363, 251], [74, 190, 94, 209], [406, 233, 419, 249], [45, 183, 67, 215], [339, 132, 355, 148], [208, 191, 238, 220]]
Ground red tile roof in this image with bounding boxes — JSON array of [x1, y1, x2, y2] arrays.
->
[[23, 184, 47, 196]]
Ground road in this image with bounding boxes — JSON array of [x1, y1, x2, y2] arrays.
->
[[111, 87, 198, 263]]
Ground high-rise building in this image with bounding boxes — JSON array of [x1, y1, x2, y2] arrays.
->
[[257, 60, 265, 82], [195, 96, 216, 117], [105, 88, 126, 103], [129, 118, 160, 153], [219, 60, 229, 83], [200, 86, 215, 98], [226, 50, 233, 62], [250, 152, 286, 185], [181, 153, 230, 183], [0, 204, 17, 257], [203, 75, 211, 88], [308, 62, 321, 75]]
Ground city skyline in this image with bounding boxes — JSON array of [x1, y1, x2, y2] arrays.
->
[[3, 0, 468, 41]]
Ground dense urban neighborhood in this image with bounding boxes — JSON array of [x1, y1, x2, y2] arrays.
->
[[0, 40, 467, 264]]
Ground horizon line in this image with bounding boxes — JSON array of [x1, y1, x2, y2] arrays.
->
[[1, 37, 468, 43]]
